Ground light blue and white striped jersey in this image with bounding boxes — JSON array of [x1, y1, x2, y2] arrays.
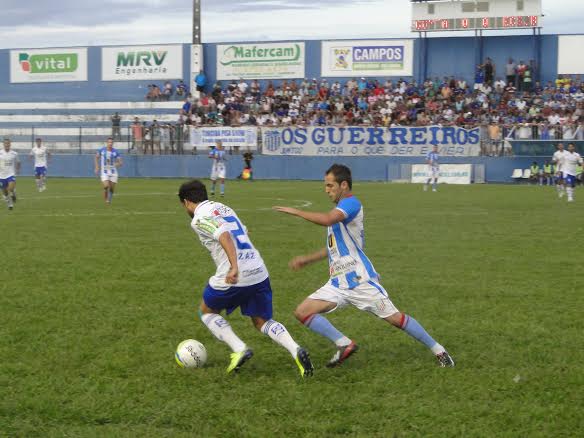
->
[[426, 150, 439, 169], [327, 196, 378, 289], [209, 149, 227, 165], [97, 147, 121, 176]]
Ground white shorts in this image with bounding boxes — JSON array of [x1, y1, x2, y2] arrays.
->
[[309, 279, 398, 319], [211, 165, 226, 180], [101, 174, 119, 183], [428, 167, 439, 179]]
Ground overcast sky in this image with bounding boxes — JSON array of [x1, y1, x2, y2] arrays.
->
[[0, 0, 582, 49]]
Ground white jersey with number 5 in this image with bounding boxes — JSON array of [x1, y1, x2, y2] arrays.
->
[[553, 150, 567, 173], [191, 200, 268, 290]]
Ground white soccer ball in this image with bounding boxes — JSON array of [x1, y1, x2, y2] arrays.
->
[[175, 339, 207, 368]]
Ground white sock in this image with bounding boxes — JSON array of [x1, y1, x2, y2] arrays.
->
[[431, 343, 446, 355], [261, 320, 299, 358], [201, 313, 246, 353], [567, 187, 574, 199], [334, 336, 352, 348]]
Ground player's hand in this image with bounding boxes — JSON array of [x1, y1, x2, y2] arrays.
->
[[273, 206, 300, 216], [225, 267, 239, 284], [289, 256, 308, 271], [94, 168, 99, 175]]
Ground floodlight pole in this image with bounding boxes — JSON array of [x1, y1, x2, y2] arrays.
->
[[193, 0, 201, 44]]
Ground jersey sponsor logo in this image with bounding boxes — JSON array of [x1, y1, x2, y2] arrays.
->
[[196, 217, 221, 235]]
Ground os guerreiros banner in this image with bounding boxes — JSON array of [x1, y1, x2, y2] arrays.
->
[[217, 42, 305, 80], [262, 126, 480, 156]]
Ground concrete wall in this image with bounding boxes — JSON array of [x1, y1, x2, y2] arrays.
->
[[21, 155, 543, 183]]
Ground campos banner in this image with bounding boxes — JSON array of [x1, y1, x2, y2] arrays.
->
[[217, 42, 305, 80], [10, 47, 87, 83], [262, 126, 480, 156], [321, 40, 413, 77], [101, 45, 183, 81], [411, 164, 472, 185], [190, 127, 258, 150]]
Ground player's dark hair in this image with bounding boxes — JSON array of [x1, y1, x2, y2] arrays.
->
[[178, 179, 208, 204], [326, 164, 352, 190]]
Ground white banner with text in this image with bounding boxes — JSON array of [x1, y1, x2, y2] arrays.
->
[[217, 42, 305, 80], [101, 44, 183, 81], [190, 127, 258, 150], [10, 47, 88, 83], [411, 164, 473, 184], [261, 126, 480, 156], [321, 40, 413, 77]]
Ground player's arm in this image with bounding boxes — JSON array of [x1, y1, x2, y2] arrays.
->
[[289, 247, 328, 271], [115, 156, 123, 168], [15, 155, 21, 174], [218, 231, 238, 284], [273, 206, 345, 226], [94, 153, 100, 175]]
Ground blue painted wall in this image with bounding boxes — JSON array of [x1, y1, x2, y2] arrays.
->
[[20, 155, 545, 183], [0, 35, 567, 102]]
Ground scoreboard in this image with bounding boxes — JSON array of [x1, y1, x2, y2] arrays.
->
[[411, 0, 543, 32], [412, 15, 540, 32]]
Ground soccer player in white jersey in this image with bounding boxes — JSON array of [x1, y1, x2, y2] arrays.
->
[[94, 137, 122, 204], [178, 179, 314, 377], [274, 164, 454, 368], [563, 143, 583, 202], [29, 138, 50, 192], [0, 138, 20, 210], [424, 145, 439, 192], [552, 143, 567, 198], [209, 140, 227, 197]]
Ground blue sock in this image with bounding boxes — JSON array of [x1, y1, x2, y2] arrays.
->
[[401, 315, 438, 350], [303, 314, 346, 345], [220, 183, 225, 195], [432, 181, 437, 190], [108, 189, 113, 202], [211, 182, 216, 193]]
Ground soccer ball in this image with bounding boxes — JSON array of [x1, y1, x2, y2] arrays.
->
[[241, 168, 252, 180], [175, 339, 207, 368]]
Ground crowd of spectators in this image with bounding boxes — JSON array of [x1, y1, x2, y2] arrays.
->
[[145, 80, 189, 101], [170, 58, 583, 156]]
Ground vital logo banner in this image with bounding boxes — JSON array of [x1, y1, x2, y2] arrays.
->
[[10, 48, 87, 83], [321, 40, 413, 77], [217, 42, 305, 80], [101, 45, 183, 81]]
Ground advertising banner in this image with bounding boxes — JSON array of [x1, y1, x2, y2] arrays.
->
[[10, 47, 88, 83], [321, 40, 413, 77], [411, 164, 472, 184], [101, 45, 183, 81], [262, 126, 480, 156], [190, 127, 258, 150], [217, 42, 305, 80]]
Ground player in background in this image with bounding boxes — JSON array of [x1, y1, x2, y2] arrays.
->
[[563, 143, 583, 202], [94, 137, 122, 204], [209, 140, 226, 197], [274, 164, 454, 368], [178, 179, 313, 377], [0, 138, 20, 210], [424, 145, 439, 192], [552, 143, 567, 198], [29, 138, 50, 192]]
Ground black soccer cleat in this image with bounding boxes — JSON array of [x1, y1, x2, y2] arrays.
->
[[436, 351, 455, 368], [295, 347, 314, 378]]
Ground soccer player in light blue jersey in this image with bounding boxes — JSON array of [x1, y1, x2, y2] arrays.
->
[[94, 137, 122, 204], [425, 145, 439, 192], [178, 179, 313, 377], [209, 140, 227, 196], [275, 164, 454, 368]]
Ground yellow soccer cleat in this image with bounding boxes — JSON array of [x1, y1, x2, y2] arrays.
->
[[226, 348, 254, 374], [295, 347, 314, 378]]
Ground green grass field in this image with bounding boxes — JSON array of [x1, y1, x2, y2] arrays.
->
[[2, 178, 583, 437]]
